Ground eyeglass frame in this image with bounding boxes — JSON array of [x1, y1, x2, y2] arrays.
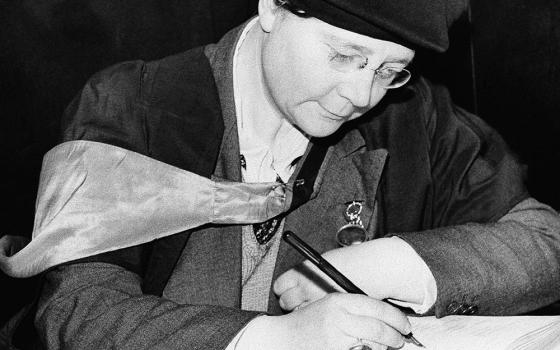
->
[[359, 57, 412, 89]]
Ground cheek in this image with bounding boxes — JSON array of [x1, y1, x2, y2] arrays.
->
[[281, 58, 332, 103], [264, 40, 335, 107], [289, 47, 335, 96]]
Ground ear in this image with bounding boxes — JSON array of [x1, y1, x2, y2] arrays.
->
[[258, 0, 280, 33]]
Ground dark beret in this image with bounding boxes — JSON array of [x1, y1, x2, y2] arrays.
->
[[287, 0, 468, 52]]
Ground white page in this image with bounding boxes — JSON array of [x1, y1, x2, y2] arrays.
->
[[397, 315, 560, 350]]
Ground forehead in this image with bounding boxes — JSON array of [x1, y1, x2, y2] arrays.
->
[[283, 13, 415, 63]]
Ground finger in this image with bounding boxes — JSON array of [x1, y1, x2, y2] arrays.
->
[[273, 269, 301, 296], [339, 312, 404, 349], [330, 293, 412, 335], [278, 286, 308, 311]]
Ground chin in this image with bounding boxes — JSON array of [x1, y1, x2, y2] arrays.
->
[[288, 108, 346, 138], [299, 123, 342, 138]]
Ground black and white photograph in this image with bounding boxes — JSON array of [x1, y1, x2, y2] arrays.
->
[[1, 0, 560, 349]]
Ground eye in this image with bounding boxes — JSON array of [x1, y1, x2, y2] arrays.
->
[[329, 51, 353, 63], [375, 66, 400, 80], [327, 47, 366, 72]]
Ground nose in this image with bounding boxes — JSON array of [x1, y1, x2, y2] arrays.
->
[[336, 70, 376, 108]]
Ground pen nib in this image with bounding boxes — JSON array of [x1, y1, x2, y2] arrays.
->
[[405, 333, 425, 348]]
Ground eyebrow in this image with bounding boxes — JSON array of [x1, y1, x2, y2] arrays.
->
[[322, 33, 413, 66], [322, 33, 372, 54]]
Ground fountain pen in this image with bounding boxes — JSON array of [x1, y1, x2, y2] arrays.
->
[[282, 230, 425, 348]]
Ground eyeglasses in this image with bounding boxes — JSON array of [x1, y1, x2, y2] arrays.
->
[[330, 54, 412, 89], [361, 57, 411, 89], [372, 67, 411, 89]]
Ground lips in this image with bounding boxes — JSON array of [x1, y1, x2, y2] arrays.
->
[[319, 104, 351, 120]]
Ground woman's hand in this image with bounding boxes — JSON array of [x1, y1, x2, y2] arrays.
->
[[236, 292, 411, 350], [273, 237, 430, 311]]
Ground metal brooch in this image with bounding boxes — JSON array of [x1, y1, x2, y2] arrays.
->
[[335, 201, 368, 246]]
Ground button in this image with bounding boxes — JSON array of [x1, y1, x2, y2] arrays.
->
[[446, 301, 460, 314], [456, 303, 469, 314], [464, 305, 479, 315]]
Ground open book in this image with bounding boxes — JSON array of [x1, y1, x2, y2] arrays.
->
[[398, 315, 560, 350]]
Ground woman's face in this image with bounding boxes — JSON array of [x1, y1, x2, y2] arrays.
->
[[259, 7, 415, 137]]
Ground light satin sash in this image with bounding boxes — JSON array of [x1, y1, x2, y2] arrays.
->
[[0, 141, 291, 278]]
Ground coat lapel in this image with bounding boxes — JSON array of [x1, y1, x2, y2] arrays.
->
[[163, 114, 244, 308], [268, 129, 388, 313]]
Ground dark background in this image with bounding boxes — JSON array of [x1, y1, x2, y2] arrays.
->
[[1, 0, 559, 324]]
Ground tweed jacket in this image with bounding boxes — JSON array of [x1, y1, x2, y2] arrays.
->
[[25, 23, 560, 350]]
